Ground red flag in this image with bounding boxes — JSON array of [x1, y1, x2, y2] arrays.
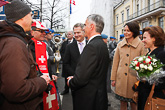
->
[[70, 0, 75, 5], [0, 0, 9, 7], [43, 81, 59, 110]]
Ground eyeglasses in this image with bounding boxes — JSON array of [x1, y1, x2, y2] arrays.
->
[[34, 30, 46, 33]]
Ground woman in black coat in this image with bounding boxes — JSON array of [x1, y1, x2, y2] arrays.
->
[[138, 26, 165, 110]]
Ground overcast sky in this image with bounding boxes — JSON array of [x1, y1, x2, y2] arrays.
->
[[69, 0, 92, 29], [28, 0, 92, 30]]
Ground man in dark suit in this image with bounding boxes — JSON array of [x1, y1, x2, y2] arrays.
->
[[67, 14, 109, 110], [60, 31, 76, 95], [64, 23, 86, 77]]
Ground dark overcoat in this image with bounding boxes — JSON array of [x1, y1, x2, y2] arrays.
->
[[60, 39, 76, 77], [69, 36, 109, 110]]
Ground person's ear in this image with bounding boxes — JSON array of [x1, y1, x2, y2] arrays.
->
[[90, 23, 94, 31]]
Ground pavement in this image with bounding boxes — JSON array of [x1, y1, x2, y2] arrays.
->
[[56, 64, 120, 110]]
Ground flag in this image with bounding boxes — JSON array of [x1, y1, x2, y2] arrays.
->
[[43, 81, 59, 110], [70, 0, 75, 5], [70, 4, 72, 14], [0, 0, 9, 7], [70, 0, 75, 14]]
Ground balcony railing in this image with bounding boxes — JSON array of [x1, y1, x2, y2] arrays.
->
[[128, 0, 165, 21]]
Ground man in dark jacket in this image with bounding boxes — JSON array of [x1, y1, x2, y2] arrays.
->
[[67, 14, 109, 110], [44, 28, 61, 81], [60, 31, 76, 95], [63, 23, 87, 105], [63, 23, 86, 77], [0, 0, 50, 110]]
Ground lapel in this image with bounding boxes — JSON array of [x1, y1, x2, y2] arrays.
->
[[72, 41, 80, 56], [70, 42, 80, 56]]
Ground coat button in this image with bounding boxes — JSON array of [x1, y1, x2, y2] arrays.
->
[[126, 54, 129, 57], [125, 63, 128, 66], [125, 73, 127, 75]]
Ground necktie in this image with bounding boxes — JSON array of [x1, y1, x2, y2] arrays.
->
[[79, 42, 83, 54]]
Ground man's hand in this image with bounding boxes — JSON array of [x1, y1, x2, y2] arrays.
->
[[111, 80, 116, 87], [67, 76, 73, 86], [52, 75, 58, 82], [40, 75, 50, 85]]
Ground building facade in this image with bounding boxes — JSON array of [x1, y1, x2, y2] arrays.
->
[[114, 0, 165, 40], [90, 0, 121, 37]]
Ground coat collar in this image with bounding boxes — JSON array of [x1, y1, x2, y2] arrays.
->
[[120, 37, 141, 48]]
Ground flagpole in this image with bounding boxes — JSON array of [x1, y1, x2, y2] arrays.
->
[[68, 0, 70, 30]]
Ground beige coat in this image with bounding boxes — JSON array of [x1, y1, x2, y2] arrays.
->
[[111, 37, 147, 99]]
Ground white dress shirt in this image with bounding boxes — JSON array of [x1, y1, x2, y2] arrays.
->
[[77, 39, 86, 54]]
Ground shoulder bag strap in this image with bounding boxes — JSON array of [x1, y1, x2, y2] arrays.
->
[[148, 83, 155, 101]]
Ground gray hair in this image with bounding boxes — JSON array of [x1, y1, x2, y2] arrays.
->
[[67, 30, 74, 34], [87, 14, 104, 33], [73, 23, 84, 31]]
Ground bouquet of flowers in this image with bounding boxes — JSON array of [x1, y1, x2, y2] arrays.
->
[[130, 55, 165, 85]]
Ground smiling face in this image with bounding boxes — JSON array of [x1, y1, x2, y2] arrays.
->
[[31, 29, 46, 41], [142, 31, 155, 49], [74, 27, 85, 42], [124, 25, 134, 40]]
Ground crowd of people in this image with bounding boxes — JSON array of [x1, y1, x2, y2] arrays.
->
[[0, 0, 165, 110]]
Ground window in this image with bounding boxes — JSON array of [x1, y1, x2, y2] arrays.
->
[[122, 13, 124, 23], [159, 17, 164, 29], [116, 31, 118, 38], [116, 16, 118, 25], [148, 0, 150, 11], [142, 21, 149, 29], [137, 4, 139, 16], [127, 8, 129, 20]]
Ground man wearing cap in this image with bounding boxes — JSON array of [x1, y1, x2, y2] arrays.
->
[[118, 34, 124, 43], [47, 29, 58, 53], [101, 34, 108, 44], [109, 36, 117, 54], [108, 36, 117, 93], [0, 0, 49, 110], [44, 28, 61, 79], [44, 29, 60, 81], [30, 20, 59, 110]]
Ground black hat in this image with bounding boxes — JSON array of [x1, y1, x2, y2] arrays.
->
[[5, 0, 31, 22]]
